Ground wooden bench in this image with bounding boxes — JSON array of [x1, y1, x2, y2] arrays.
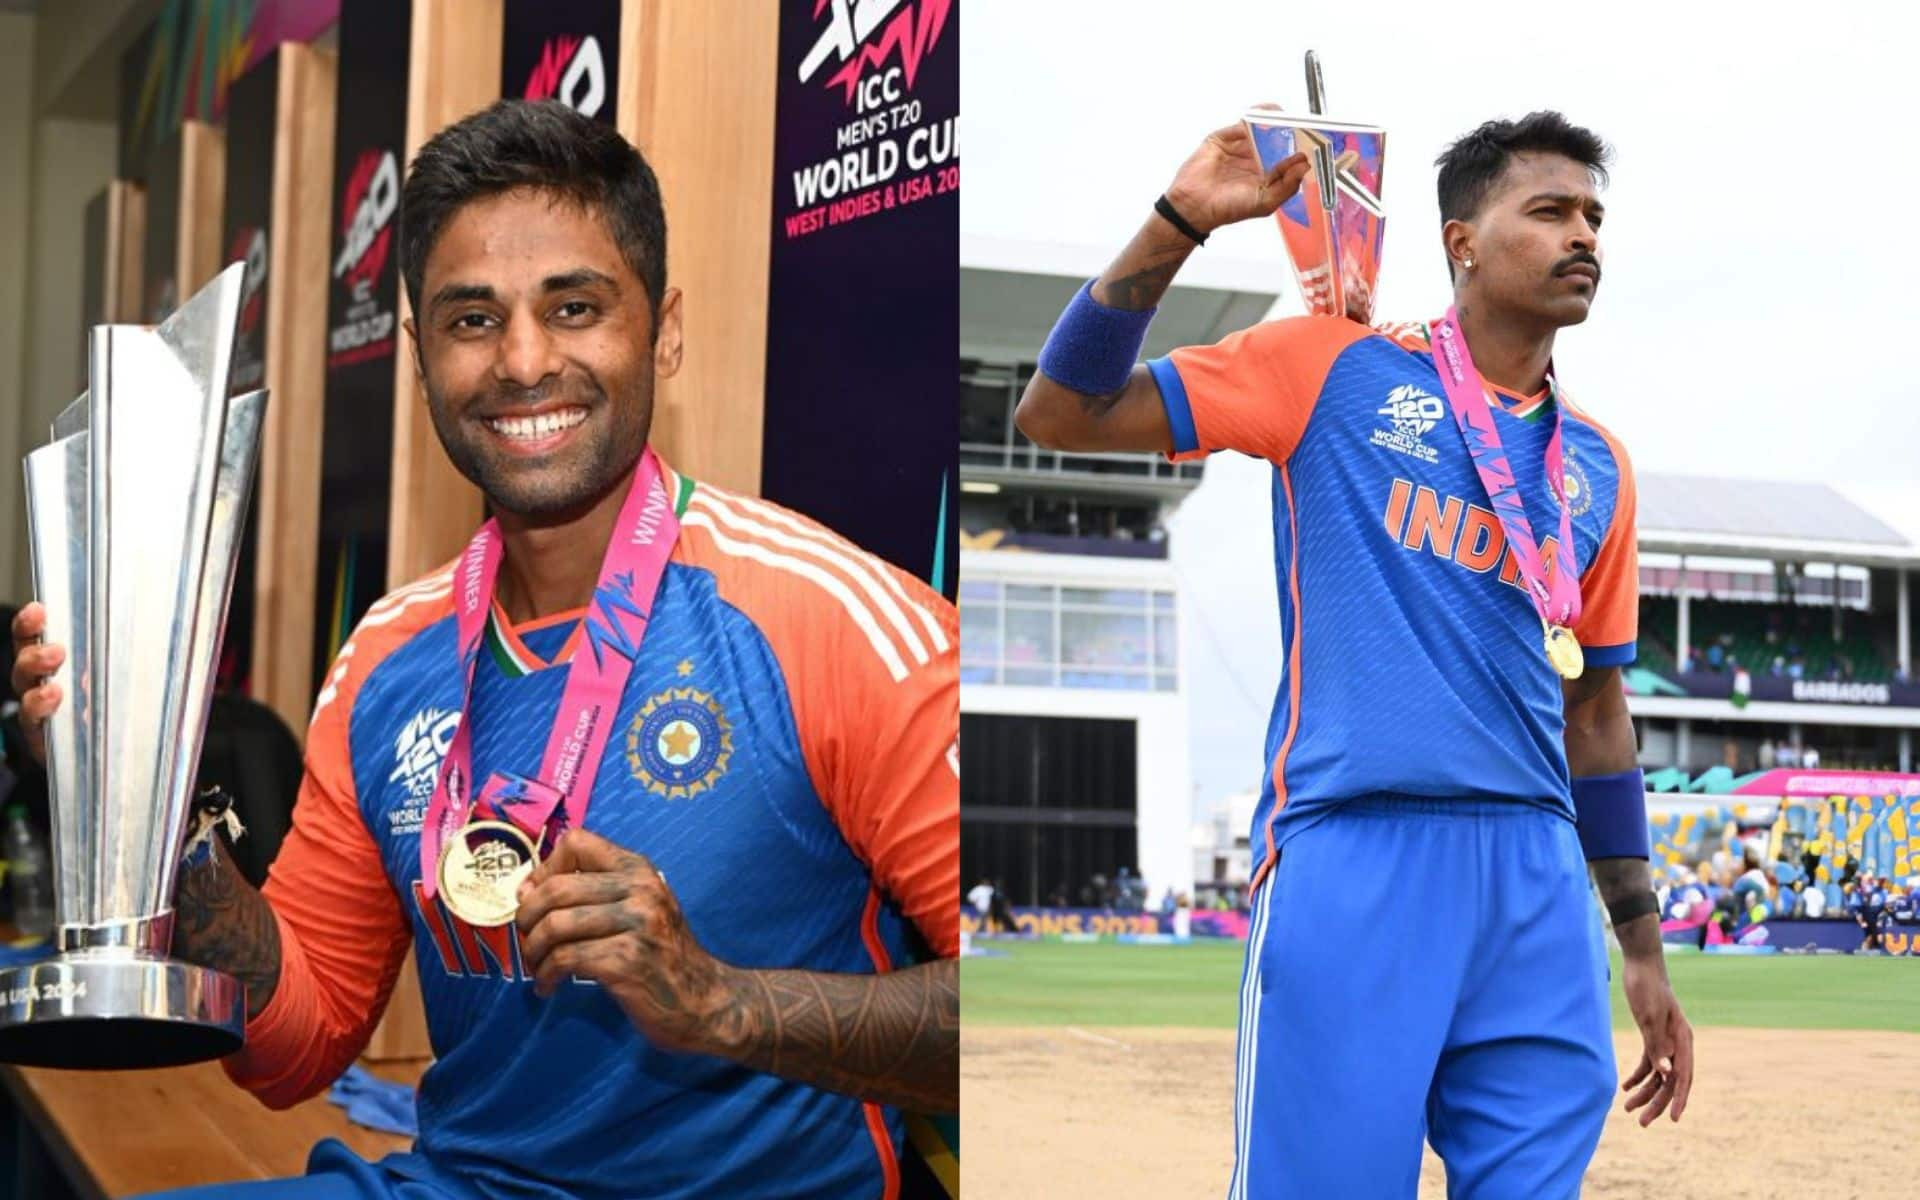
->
[[4, 1056, 428, 1198]]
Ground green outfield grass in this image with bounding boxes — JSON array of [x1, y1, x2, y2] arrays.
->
[[962, 940, 1920, 1033]]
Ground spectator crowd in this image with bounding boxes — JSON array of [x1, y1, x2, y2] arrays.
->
[[1656, 813, 1920, 951]]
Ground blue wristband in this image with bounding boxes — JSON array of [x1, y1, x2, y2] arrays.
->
[[1572, 768, 1651, 861], [1036, 280, 1155, 397]]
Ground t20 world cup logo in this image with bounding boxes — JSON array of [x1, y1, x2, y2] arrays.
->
[[334, 148, 398, 296], [328, 147, 400, 368], [800, 0, 951, 109], [522, 34, 608, 118]]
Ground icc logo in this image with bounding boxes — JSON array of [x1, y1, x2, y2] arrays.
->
[[1379, 385, 1444, 438], [800, 0, 950, 110], [523, 34, 606, 119]]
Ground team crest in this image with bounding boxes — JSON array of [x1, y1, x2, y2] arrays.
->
[[1561, 456, 1593, 518], [626, 687, 734, 798]]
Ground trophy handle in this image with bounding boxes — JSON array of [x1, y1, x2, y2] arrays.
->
[[1305, 50, 1327, 115], [1303, 52, 1338, 215]]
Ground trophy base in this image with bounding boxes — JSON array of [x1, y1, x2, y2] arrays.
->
[[0, 954, 244, 1069]]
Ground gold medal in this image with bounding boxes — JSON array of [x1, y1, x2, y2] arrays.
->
[[1544, 622, 1584, 680], [436, 820, 539, 927]]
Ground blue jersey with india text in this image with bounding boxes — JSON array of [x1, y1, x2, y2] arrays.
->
[[1148, 317, 1639, 886]]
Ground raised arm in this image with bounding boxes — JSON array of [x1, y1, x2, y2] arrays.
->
[[1012, 221, 1195, 454], [1015, 121, 1309, 453]]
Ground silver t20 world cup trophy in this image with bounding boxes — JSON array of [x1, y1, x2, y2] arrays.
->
[[1243, 52, 1387, 323], [0, 263, 266, 1068]]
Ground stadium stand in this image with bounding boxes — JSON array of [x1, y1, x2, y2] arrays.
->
[[1648, 792, 1920, 931], [1639, 597, 1900, 684], [1628, 474, 1916, 697]]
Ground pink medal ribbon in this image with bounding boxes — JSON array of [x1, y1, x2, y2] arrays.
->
[[418, 447, 680, 899], [1429, 309, 1582, 633]]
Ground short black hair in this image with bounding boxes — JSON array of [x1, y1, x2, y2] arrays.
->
[[400, 99, 667, 317], [1434, 111, 1611, 225]]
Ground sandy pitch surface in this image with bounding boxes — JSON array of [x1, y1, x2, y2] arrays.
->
[[962, 1025, 1920, 1199]]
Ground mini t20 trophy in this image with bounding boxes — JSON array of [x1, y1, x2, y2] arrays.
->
[[1243, 52, 1386, 322]]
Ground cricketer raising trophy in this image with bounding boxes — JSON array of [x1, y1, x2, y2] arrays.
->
[[0, 263, 266, 1069], [1242, 51, 1387, 322]]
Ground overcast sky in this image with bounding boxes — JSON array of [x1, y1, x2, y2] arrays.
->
[[963, 0, 1920, 817]]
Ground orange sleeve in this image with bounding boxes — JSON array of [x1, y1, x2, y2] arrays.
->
[[678, 487, 959, 959], [221, 593, 432, 1107], [804, 560, 958, 959], [1572, 430, 1639, 665], [1151, 315, 1371, 463]]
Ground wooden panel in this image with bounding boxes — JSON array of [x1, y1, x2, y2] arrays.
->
[[105, 181, 144, 325], [384, 0, 501, 588], [176, 120, 226, 298], [251, 44, 339, 743], [614, 0, 683, 464], [5, 1056, 425, 1198], [363, 0, 505, 1057], [618, 0, 777, 496]]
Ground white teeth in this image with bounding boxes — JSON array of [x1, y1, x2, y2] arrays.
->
[[486, 408, 587, 440]]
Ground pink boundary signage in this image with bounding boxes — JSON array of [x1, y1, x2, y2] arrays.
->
[[1731, 770, 1920, 798]]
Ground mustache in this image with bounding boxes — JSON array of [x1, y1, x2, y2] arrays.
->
[[1553, 252, 1601, 282], [467, 376, 606, 417]]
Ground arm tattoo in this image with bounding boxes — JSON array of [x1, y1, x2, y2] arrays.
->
[[1591, 855, 1663, 961], [721, 958, 958, 1113], [1094, 256, 1184, 313], [172, 837, 283, 1020], [1072, 252, 1189, 417]]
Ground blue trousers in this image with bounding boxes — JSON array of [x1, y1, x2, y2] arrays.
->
[[1229, 797, 1615, 1199], [138, 1140, 474, 1200]]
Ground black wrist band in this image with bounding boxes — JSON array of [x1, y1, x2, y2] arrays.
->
[[1154, 194, 1208, 246], [1606, 891, 1660, 928]]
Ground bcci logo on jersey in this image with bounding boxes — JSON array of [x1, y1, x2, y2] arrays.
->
[[627, 688, 734, 799], [1372, 385, 1443, 464], [1561, 452, 1594, 518]]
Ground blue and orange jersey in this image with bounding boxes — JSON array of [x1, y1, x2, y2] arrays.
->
[[1148, 316, 1637, 885], [223, 455, 958, 1200]]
